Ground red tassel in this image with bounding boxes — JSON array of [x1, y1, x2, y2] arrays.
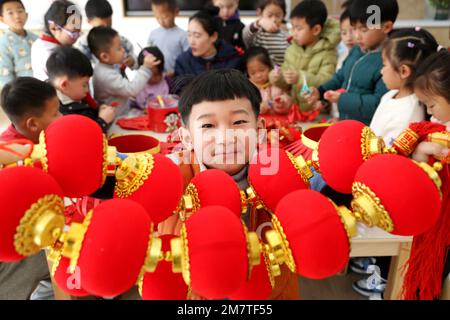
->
[[402, 166, 450, 300], [409, 122, 446, 140]]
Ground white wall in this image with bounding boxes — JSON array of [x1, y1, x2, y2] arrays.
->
[[1, 0, 270, 56]]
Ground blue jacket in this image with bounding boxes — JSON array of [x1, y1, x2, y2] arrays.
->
[[174, 39, 242, 77], [319, 46, 388, 125]]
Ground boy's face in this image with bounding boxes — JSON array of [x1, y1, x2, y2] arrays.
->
[[0, 1, 27, 33], [180, 98, 263, 176], [213, 0, 239, 21], [58, 76, 90, 101], [22, 96, 62, 143], [340, 18, 355, 49], [291, 17, 321, 47], [259, 4, 284, 30], [100, 35, 125, 65], [415, 89, 450, 124], [152, 4, 177, 29], [247, 58, 270, 86], [88, 16, 113, 28], [353, 22, 392, 51]]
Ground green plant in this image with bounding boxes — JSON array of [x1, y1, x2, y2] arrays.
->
[[429, 0, 450, 9]]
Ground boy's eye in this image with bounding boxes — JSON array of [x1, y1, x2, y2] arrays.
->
[[234, 120, 248, 125], [201, 124, 214, 129]]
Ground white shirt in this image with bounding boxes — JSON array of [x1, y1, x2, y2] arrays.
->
[[31, 38, 59, 81], [370, 90, 425, 147]]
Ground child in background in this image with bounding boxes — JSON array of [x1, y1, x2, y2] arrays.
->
[[307, 0, 399, 126], [31, 0, 82, 81], [88, 26, 161, 116], [158, 69, 300, 300], [370, 28, 439, 147], [0, 77, 61, 143], [0, 0, 37, 88], [147, 0, 189, 77], [244, 46, 291, 115], [331, 5, 355, 119], [46, 46, 116, 133], [212, 0, 246, 50], [75, 0, 137, 69], [270, 0, 341, 111], [242, 0, 289, 66], [135, 46, 170, 110]]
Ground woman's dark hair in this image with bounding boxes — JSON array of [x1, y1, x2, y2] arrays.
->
[[138, 46, 165, 73], [382, 28, 439, 89], [44, 0, 80, 35], [189, 6, 221, 36], [178, 69, 262, 124], [46, 46, 93, 81], [258, 0, 286, 16], [1, 77, 57, 122], [414, 49, 450, 104], [243, 46, 273, 71]]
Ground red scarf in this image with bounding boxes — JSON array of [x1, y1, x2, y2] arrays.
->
[[39, 34, 61, 45]]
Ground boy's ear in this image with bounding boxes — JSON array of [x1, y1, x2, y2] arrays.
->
[[382, 21, 394, 34], [211, 32, 219, 43], [312, 24, 322, 37], [399, 64, 412, 80], [25, 116, 39, 133], [60, 77, 69, 90], [179, 127, 194, 151], [99, 52, 109, 63]]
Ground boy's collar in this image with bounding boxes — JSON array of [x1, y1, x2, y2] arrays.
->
[[7, 28, 27, 37], [56, 90, 76, 105]]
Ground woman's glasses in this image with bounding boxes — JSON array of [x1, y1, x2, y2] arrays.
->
[[48, 20, 81, 40]]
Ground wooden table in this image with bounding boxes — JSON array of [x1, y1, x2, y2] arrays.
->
[[351, 224, 412, 300]]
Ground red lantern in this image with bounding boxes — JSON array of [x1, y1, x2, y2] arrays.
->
[[171, 206, 249, 299], [273, 190, 352, 279], [248, 147, 312, 212], [53, 254, 90, 297], [140, 235, 188, 300], [34, 115, 107, 198], [63, 199, 152, 297], [352, 154, 442, 236], [0, 167, 64, 262], [108, 134, 161, 155], [180, 169, 243, 219], [228, 253, 273, 300], [318, 120, 385, 194], [114, 153, 184, 224]]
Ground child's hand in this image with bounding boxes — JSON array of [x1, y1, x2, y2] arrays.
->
[[324, 90, 341, 104], [99, 104, 117, 124], [304, 86, 320, 105], [143, 54, 162, 70], [269, 69, 282, 84], [257, 17, 279, 33], [283, 70, 299, 85], [124, 56, 135, 68], [412, 141, 449, 163]]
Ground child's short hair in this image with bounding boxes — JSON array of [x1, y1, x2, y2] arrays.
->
[[138, 46, 165, 73], [178, 69, 262, 124], [46, 46, 93, 82], [349, 0, 398, 25], [0, 0, 24, 16], [258, 0, 286, 16], [340, 8, 350, 23], [414, 50, 450, 104], [243, 46, 273, 70], [383, 28, 439, 89], [87, 26, 118, 58], [290, 0, 327, 29], [85, 0, 113, 19], [0, 77, 57, 121], [44, 0, 80, 34], [189, 7, 221, 36], [151, 0, 178, 12]]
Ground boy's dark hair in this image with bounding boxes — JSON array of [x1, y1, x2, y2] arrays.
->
[[189, 6, 221, 36], [138, 46, 165, 73], [383, 28, 439, 89], [151, 0, 178, 12], [46, 46, 93, 82], [85, 0, 113, 19], [44, 0, 80, 35], [87, 26, 118, 58], [0, 0, 24, 16], [290, 0, 327, 29], [258, 0, 286, 16], [178, 69, 262, 124], [349, 0, 398, 25], [243, 46, 273, 71], [340, 8, 350, 23], [0, 77, 57, 122], [414, 50, 450, 104]]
